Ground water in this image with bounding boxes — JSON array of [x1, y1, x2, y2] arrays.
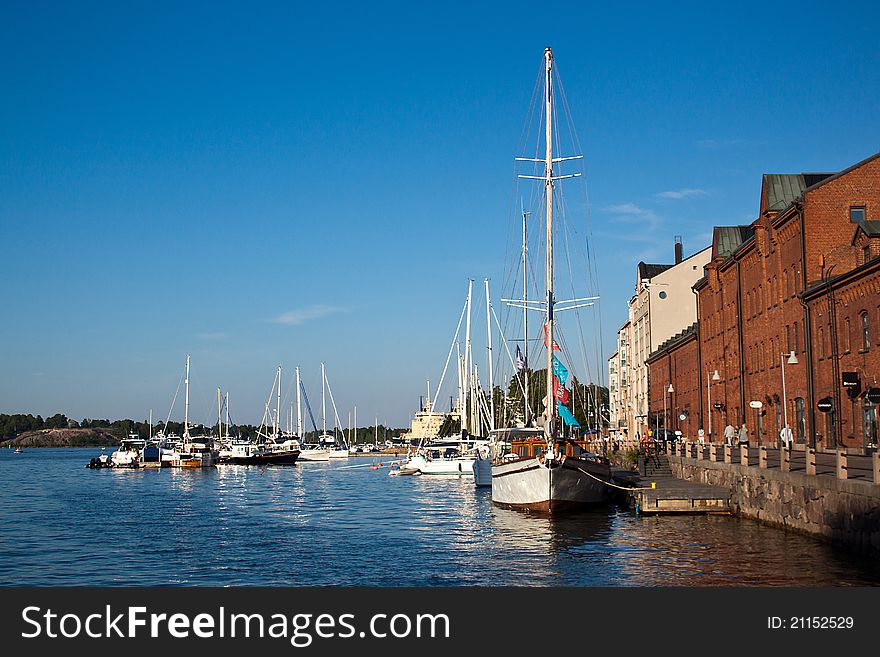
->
[[1, 448, 878, 586]]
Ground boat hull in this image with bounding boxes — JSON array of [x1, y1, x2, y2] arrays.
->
[[222, 450, 300, 466], [473, 456, 492, 487], [491, 456, 609, 511], [298, 449, 331, 461]]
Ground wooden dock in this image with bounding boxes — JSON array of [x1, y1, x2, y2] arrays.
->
[[612, 454, 731, 514]]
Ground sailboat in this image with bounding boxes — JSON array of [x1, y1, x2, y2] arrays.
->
[[170, 355, 216, 468], [488, 48, 611, 511]]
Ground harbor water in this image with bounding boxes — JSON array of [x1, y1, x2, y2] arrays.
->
[[1, 448, 879, 586]]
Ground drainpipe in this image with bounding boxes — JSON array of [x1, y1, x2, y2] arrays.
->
[[692, 286, 703, 434], [796, 201, 816, 449], [735, 259, 746, 425]]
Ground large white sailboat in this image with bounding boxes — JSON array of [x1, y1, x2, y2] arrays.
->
[[488, 48, 611, 511], [170, 355, 217, 468]]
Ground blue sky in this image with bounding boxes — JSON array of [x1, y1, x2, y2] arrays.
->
[[2, 1, 879, 427]]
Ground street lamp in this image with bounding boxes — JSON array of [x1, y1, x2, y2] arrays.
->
[[707, 369, 720, 440], [781, 350, 798, 448], [664, 383, 674, 435]]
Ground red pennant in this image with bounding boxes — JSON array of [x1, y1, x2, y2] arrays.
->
[[543, 324, 560, 351]]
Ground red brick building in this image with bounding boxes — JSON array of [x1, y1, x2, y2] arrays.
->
[[646, 324, 700, 439], [649, 151, 880, 451]]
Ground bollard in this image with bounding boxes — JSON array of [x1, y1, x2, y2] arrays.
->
[[806, 447, 816, 476], [695, 443, 701, 460], [873, 452, 880, 485], [836, 449, 848, 480], [724, 445, 731, 464], [709, 444, 717, 462], [740, 445, 749, 467], [781, 447, 790, 473], [759, 445, 767, 469]]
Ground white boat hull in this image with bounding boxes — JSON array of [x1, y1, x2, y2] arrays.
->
[[401, 455, 474, 476], [491, 455, 609, 511], [298, 449, 331, 461], [327, 449, 350, 459]]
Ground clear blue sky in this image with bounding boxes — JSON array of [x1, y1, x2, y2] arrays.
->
[[2, 1, 878, 427]]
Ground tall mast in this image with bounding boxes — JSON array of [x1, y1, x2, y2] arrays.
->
[[149, 408, 152, 440], [184, 354, 190, 438], [225, 392, 229, 440], [522, 208, 530, 425], [456, 343, 465, 431], [276, 365, 282, 439], [321, 362, 326, 436], [485, 278, 495, 431], [217, 386, 222, 438], [464, 279, 473, 434], [354, 406, 357, 446], [543, 47, 556, 444], [426, 380, 431, 412], [295, 366, 303, 437]]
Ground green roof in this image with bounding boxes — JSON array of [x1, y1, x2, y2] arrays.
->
[[762, 173, 834, 212]]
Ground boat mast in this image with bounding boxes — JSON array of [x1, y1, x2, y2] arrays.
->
[[456, 342, 465, 431], [522, 208, 530, 426], [276, 365, 282, 439], [184, 354, 190, 439], [321, 362, 326, 437], [543, 47, 556, 446], [464, 279, 473, 434], [485, 278, 495, 431], [217, 386, 222, 438], [295, 366, 303, 437], [354, 406, 357, 446], [149, 408, 152, 440], [225, 392, 229, 440]]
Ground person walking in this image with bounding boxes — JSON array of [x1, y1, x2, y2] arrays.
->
[[724, 423, 736, 447], [779, 424, 793, 450], [738, 423, 749, 446]]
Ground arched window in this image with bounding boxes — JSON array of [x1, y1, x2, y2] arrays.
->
[[861, 311, 870, 351]]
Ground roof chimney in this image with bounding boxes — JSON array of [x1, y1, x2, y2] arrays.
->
[[674, 236, 683, 264]]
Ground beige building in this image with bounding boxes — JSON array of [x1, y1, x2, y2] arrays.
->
[[623, 240, 711, 437], [608, 319, 632, 438]]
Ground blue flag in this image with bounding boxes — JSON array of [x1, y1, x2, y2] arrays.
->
[[552, 355, 568, 386], [557, 401, 580, 427], [515, 345, 526, 371]]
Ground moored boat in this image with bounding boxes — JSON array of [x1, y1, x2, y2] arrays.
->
[[488, 47, 612, 511]]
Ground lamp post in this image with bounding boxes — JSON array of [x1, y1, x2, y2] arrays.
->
[[707, 369, 720, 440], [781, 350, 798, 447], [665, 383, 674, 435]]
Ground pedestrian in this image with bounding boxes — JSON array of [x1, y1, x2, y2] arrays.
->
[[724, 423, 736, 447], [738, 423, 749, 446], [779, 424, 793, 450]]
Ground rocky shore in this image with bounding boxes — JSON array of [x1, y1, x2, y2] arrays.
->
[[1, 428, 120, 448]]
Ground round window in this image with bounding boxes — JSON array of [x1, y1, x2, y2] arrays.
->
[[658, 290, 667, 299]]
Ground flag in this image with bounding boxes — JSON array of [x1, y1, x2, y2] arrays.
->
[[552, 355, 568, 386], [557, 401, 580, 427], [515, 345, 526, 371], [543, 324, 560, 351], [553, 377, 569, 404]]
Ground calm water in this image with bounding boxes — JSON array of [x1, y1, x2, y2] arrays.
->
[[1, 448, 878, 587]]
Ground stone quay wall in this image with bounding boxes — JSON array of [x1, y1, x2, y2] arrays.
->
[[668, 455, 880, 556]]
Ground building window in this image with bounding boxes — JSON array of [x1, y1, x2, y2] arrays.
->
[[844, 318, 851, 353], [850, 206, 866, 223], [782, 270, 788, 299], [786, 325, 791, 353], [794, 322, 800, 353], [658, 290, 667, 299], [861, 311, 870, 351], [819, 327, 825, 359], [795, 398, 805, 442], [865, 246, 872, 265]]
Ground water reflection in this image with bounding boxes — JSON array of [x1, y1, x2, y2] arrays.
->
[[0, 449, 878, 587]]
